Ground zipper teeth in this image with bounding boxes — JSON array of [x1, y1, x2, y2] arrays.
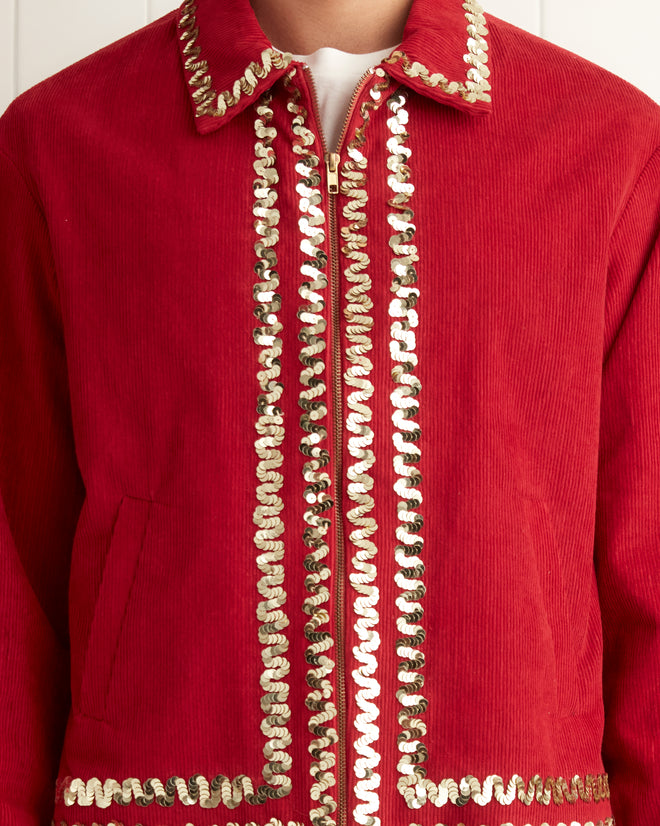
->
[[334, 68, 373, 154], [303, 64, 375, 826], [330, 200, 347, 826], [303, 65, 348, 826], [304, 64, 374, 155]]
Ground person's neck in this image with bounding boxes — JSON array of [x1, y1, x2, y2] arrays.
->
[[249, 0, 413, 54]]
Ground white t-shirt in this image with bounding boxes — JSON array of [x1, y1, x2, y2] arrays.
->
[[288, 45, 397, 152]]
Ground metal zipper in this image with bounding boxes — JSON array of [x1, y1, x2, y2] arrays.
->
[[302, 64, 375, 826]]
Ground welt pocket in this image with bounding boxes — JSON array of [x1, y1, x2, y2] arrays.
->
[[520, 493, 572, 711], [77, 494, 152, 721], [521, 494, 567, 622]]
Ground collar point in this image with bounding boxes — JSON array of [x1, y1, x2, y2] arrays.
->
[[191, 112, 225, 135], [384, 53, 492, 117]]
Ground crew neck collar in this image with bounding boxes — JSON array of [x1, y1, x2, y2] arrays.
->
[[287, 43, 400, 62]]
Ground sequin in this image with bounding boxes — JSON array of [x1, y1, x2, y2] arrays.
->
[[283, 71, 339, 826], [339, 75, 392, 826], [177, 0, 292, 119], [397, 773, 610, 810], [386, 90, 427, 800], [382, 0, 491, 103]]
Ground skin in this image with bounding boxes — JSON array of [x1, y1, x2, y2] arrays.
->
[[249, 0, 414, 54]]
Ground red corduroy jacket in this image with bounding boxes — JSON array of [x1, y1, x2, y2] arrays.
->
[[1, 1, 659, 825]]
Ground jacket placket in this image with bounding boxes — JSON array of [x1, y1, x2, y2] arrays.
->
[[293, 65, 397, 826]]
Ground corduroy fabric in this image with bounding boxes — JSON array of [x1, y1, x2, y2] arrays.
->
[[0, 1, 659, 826]]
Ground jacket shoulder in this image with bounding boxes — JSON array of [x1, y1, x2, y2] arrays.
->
[[0, 8, 180, 165], [485, 12, 660, 155]]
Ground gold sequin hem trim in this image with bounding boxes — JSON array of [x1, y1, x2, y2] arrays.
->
[[58, 774, 292, 809], [50, 820, 614, 826], [55, 771, 610, 812], [177, 0, 292, 118], [398, 773, 610, 810], [383, 0, 491, 103], [409, 820, 615, 826], [51, 820, 307, 826]]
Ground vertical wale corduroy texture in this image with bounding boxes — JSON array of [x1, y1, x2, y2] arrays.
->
[[0, 1, 659, 825]]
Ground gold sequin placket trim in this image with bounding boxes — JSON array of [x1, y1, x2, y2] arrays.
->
[[382, 0, 491, 104], [398, 773, 610, 810], [283, 72, 339, 826], [251, 91, 293, 802], [385, 90, 427, 796], [177, 0, 292, 119], [339, 76, 392, 826]]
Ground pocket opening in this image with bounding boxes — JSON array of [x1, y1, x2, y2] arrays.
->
[[77, 494, 152, 721]]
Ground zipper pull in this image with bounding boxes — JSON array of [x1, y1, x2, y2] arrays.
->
[[325, 152, 340, 195]]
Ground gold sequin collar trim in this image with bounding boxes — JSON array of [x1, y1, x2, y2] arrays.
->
[[175, 0, 492, 134], [383, 0, 491, 111], [176, 0, 293, 132]]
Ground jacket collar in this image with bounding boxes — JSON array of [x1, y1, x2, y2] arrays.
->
[[176, 0, 492, 135]]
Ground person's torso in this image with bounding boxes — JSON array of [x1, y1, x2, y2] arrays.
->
[[7, 3, 656, 824]]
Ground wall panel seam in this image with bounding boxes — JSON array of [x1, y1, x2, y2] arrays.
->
[[12, 0, 18, 100]]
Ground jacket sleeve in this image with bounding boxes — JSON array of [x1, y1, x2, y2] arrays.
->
[[0, 126, 85, 824], [595, 143, 660, 825]]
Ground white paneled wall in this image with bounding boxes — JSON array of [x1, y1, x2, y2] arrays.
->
[[483, 0, 540, 39], [1, 0, 660, 115], [16, 0, 144, 94], [0, 0, 15, 111], [487, 0, 660, 104]]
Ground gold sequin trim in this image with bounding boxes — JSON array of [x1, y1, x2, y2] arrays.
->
[[339, 75, 392, 826], [385, 90, 427, 794], [283, 71, 339, 826], [51, 820, 307, 826], [398, 773, 610, 810], [409, 820, 615, 826], [177, 0, 292, 118], [383, 0, 491, 103], [59, 773, 286, 809], [251, 90, 293, 802], [50, 820, 615, 826]]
